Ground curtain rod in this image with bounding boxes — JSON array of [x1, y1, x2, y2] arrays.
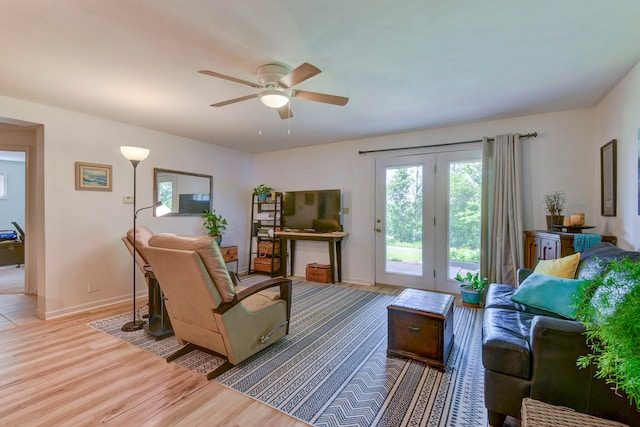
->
[[358, 132, 538, 155]]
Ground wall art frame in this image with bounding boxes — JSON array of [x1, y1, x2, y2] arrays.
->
[[600, 139, 617, 217], [75, 161, 112, 191]]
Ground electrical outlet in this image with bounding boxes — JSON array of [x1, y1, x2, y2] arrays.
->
[[88, 282, 100, 293], [343, 207, 350, 215], [123, 195, 134, 204]]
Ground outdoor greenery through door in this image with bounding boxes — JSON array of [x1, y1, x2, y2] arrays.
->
[[375, 149, 482, 292]]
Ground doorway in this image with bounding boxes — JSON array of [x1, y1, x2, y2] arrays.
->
[[374, 148, 482, 293], [0, 150, 26, 294], [0, 149, 37, 330], [0, 120, 44, 329]]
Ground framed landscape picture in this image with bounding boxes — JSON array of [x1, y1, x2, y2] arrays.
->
[[600, 139, 617, 216], [75, 162, 112, 191]]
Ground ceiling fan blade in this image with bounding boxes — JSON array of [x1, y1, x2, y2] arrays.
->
[[198, 70, 262, 89], [294, 90, 349, 106], [279, 63, 321, 88], [210, 94, 259, 107], [277, 105, 293, 119]]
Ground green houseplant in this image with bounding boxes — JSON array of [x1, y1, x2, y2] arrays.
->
[[573, 257, 640, 410], [455, 271, 488, 306], [253, 184, 274, 202], [542, 190, 567, 230], [201, 209, 227, 245]]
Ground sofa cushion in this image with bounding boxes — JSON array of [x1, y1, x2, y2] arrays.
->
[[590, 269, 636, 322], [533, 252, 581, 278], [485, 283, 564, 318], [483, 307, 536, 379], [577, 242, 640, 280], [511, 274, 585, 320]]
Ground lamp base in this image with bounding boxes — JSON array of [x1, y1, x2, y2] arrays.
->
[[121, 319, 146, 332]]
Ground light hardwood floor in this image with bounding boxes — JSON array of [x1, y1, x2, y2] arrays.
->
[[0, 300, 312, 426], [0, 278, 407, 426]]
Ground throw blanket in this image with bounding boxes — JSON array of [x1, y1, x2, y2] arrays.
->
[[573, 233, 602, 252]]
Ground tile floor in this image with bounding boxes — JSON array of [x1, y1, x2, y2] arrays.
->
[[0, 293, 41, 331], [0, 264, 43, 332]]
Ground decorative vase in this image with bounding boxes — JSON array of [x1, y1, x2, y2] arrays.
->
[[546, 215, 564, 230], [460, 288, 482, 306], [257, 193, 268, 202]]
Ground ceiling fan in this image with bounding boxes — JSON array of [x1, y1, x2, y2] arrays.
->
[[198, 62, 349, 119]]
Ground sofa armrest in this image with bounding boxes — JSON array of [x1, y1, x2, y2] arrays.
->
[[529, 316, 596, 412], [517, 268, 534, 285]]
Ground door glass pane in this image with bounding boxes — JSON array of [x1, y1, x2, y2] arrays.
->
[[448, 160, 482, 279], [385, 165, 423, 276]]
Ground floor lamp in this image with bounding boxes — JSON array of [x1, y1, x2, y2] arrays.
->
[[120, 145, 151, 332]]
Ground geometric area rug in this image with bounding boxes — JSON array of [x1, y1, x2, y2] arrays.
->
[[89, 279, 486, 426]]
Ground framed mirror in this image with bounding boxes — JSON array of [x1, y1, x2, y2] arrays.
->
[[153, 168, 213, 216]]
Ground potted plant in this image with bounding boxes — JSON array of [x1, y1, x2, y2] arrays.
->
[[455, 271, 488, 306], [253, 184, 274, 202], [543, 190, 566, 230], [573, 257, 640, 410], [201, 209, 227, 245]]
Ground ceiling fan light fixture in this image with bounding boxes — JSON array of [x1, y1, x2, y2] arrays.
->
[[260, 89, 290, 108]]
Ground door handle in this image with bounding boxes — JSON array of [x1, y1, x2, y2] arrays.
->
[[375, 227, 381, 233]]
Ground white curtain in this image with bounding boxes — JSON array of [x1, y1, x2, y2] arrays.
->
[[480, 133, 524, 286]]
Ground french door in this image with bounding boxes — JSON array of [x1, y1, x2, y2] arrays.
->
[[374, 149, 482, 292]]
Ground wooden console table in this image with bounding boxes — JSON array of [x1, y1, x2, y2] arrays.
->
[[275, 231, 348, 283]]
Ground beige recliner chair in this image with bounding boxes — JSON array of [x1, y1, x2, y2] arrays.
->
[[122, 226, 154, 278], [144, 233, 292, 379], [122, 226, 174, 338]]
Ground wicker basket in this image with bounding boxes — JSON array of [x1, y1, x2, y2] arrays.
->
[[253, 257, 280, 273], [258, 241, 280, 256], [521, 398, 629, 427]]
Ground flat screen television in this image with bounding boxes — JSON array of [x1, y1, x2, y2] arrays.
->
[[178, 193, 210, 214], [282, 189, 341, 232]]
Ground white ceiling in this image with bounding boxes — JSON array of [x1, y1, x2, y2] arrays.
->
[[1, 1, 639, 153]]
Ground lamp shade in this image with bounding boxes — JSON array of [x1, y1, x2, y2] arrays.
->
[[260, 89, 290, 109], [155, 204, 171, 217], [120, 146, 150, 162]]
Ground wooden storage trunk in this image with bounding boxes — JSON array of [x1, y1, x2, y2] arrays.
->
[[0, 240, 24, 267], [253, 256, 280, 273], [387, 288, 454, 371], [306, 263, 332, 283]]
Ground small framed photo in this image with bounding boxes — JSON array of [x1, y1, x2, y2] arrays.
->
[[75, 162, 112, 191], [600, 139, 617, 216]]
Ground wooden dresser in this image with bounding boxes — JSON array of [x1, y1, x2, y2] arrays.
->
[[524, 230, 617, 269]]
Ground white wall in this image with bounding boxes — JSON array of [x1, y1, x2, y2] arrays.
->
[[0, 95, 254, 318], [0, 158, 25, 231], [595, 62, 640, 250], [254, 108, 601, 285], [2, 58, 638, 315]]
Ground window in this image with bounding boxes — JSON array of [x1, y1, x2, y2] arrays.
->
[[0, 172, 6, 199]]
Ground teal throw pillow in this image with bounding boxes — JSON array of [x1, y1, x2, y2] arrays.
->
[[511, 273, 585, 320]]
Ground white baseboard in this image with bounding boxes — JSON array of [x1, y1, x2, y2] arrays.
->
[[42, 291, 147, 320]]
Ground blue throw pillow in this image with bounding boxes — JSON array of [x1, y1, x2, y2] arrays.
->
[[511, 273, 585, 319]]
